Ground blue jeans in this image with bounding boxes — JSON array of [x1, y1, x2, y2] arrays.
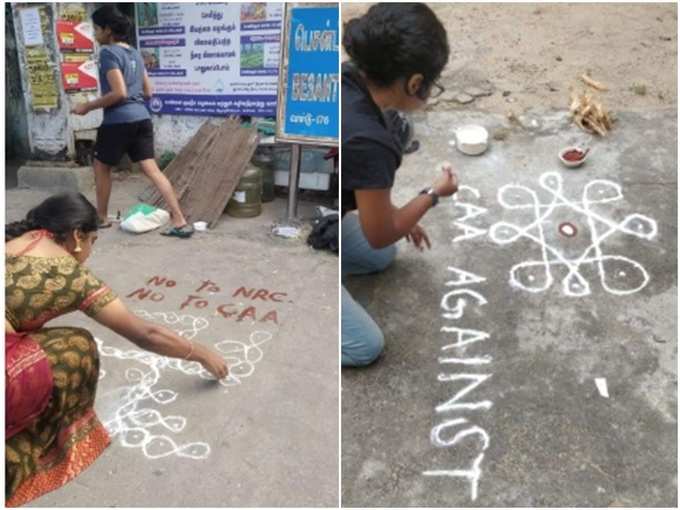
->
[[342, 213, 397, 366]]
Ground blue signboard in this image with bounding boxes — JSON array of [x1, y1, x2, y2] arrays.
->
[[276, 5, 339, 145]]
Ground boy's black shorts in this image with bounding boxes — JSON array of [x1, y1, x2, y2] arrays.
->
[[94, 118, 154, 166]]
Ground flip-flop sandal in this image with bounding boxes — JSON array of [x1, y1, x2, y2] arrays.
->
[[97, 219, 113, 229], [160, 224, 194, 238]]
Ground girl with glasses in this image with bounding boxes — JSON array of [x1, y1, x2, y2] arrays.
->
[[341, 3, 459, 366]]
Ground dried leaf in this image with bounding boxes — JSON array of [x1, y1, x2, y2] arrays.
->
[[568, 87, 613, 136], [581, 74, 609, 91], [569, 93, 581, 113], [587, 118, 607, 136]]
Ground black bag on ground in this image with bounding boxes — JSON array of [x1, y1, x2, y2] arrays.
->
[[307, 214, 339, 253]]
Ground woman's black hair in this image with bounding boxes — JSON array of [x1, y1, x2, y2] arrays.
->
[[343, 3, 449, 90], [6, 192, 99, 243], [92, 5, 132, 42]]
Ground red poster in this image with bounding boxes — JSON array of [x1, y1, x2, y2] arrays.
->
[[57, 20, 94, 51], [61, 60, 98, 91]]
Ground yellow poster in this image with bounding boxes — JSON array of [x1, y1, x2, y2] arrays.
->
[[26, 47, 59, 110], [63, 53, 90, 63], [58, 3, 87, 24]]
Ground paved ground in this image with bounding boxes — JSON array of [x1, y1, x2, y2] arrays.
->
[[342, 3, 677, 114], [7, 175, 339, 507], [342, 110, 677, 506]]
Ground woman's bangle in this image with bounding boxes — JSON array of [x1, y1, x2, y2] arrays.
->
[[184, 339, 194, 360]]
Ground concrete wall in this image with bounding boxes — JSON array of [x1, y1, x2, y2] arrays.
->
[[12, 3, 71, 160], [5, 4, 30, 159], [10, 0, 228, 162], [152, 114, 216, 156], [9, 3, 269, 163]]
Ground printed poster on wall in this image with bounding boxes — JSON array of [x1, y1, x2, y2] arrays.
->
[[136, 2, 282, 117], [19, 7, 44, 46], [57, 20, 95, 51], [26, 47, 59, 110], [61, 57, 98, 91], [57, 4, 94, 51]]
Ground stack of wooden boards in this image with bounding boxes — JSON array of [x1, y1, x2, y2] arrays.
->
[[141, 118, 259, 228]]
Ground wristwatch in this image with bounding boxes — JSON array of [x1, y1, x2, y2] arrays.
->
[[419, 187, 439, 207]]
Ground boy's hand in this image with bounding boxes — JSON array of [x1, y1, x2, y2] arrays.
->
[[433, 161, 459, 197]]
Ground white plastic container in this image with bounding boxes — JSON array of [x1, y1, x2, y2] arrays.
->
[[454, 125, 489, 155]]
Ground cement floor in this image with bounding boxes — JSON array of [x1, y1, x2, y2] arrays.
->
[[342, 109, 677, 507], [7, 176, 339, 507]]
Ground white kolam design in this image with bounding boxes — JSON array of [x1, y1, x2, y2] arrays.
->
[[97, 310, 272, 459], [488, 172, 657, 296]]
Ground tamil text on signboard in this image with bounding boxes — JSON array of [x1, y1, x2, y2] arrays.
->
[[276, 4, 339, 145], [135, 2, 282, 117]]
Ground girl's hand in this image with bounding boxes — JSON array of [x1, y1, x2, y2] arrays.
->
[[70, 103, 90, 115], [405, 224, 431, 251], [199, 349, 229, 380], [433, 162, 459, 197]]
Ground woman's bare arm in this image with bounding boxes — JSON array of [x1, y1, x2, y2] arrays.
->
[[72, 69, 127, 115], [92, 298, 228, 379], [355, 188, 433, 249], [142, 70, 153, 100], [354, 165, 459, 249]]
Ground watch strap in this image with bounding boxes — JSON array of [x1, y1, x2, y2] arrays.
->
[[419, 187, 439, 207]]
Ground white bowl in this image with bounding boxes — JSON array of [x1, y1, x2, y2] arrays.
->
[[454, 125, 489, 156], [558, 146, 589, 168]]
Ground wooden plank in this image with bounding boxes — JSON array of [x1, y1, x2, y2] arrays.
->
[[143, 122, 219, 205], [181, 119, 259, 227], [140, 121, 218, 205], [141, 118, 258, 227], [164, 123, 220, 206]]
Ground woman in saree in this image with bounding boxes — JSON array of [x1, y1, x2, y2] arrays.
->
[[5, 193, 228, 506]]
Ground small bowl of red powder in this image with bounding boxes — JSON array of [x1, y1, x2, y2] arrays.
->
[[558, 146, 589, 168]]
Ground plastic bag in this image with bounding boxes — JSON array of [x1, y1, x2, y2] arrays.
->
[[120, 203, 170, 234]]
